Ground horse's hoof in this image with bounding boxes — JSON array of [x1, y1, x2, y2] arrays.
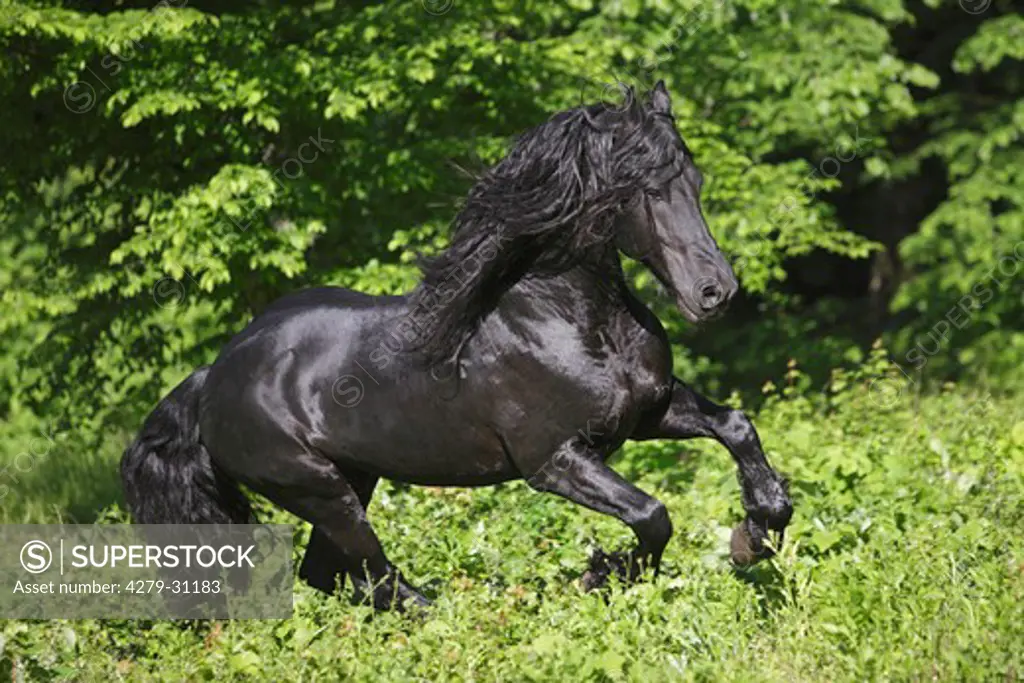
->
[[580, 569, 605, 592], [581, 549, 611, 591], [397, 586, 432, 612], [729, 521, 760, 566], [350, 577, 432, 612], [581, 549, 636, 591]]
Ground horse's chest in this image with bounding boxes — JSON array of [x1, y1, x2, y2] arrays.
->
[[466, 312, 672, 460], [594, 321, 672, 432], [522, 320, 671, 449]]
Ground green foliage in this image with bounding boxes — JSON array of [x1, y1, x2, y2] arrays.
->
[[0, 0, 923, 439], [890, 10, 1024, 387], [2, 366, 1023, 680]]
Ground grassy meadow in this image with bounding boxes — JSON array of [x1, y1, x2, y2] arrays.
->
[[2, 355, 1022, 681]]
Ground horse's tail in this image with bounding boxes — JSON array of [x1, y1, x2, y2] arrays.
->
[[120, 367, 252, 524]]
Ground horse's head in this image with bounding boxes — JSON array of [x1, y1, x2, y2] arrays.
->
[[613, 81, 738, 323]]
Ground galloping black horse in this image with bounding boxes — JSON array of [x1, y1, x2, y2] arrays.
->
[[122, 81, 793, 609]]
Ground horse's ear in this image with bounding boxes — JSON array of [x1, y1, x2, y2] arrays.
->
[[649, 80, 672, 114]]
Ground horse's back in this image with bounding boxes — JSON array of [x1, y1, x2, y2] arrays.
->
[[212, 287, 403, 357], [262, 286, 405, 313], [197, 287, 404, 461]]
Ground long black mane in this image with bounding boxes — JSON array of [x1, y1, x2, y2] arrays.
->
[[408, 89, 688, 365]]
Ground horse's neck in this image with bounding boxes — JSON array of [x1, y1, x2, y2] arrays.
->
[[498, 252, 633, 333]]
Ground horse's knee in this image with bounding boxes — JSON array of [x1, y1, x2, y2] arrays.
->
[[720, 408, 757, 445], [631, 500, 673, 553]]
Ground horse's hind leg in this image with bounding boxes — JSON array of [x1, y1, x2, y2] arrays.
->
[[210, 420, 426, 611], [299, 528, 344, 594], [279, 464, 427, 610], [298, 470, 378, 595]]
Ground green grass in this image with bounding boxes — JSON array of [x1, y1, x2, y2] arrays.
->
[[2, 361, 1023, 681]]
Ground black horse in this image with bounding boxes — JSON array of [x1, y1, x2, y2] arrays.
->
[[122, 82, 793, 609]]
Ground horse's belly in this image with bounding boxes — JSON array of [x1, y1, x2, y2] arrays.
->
[[333, 423, 518, 487], [316, 370, 520, 487]]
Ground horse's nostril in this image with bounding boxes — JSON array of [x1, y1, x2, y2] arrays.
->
[[699, 284, 721, 309]]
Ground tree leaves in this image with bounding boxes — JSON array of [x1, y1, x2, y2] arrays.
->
[[0, 0, 1016, 430]]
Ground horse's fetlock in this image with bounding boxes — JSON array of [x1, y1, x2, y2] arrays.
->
[[634, 500, 672, 549]]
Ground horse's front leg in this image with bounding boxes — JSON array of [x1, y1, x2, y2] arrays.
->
[[524, 440, 673, 590], [633, 378, 793, 565]]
